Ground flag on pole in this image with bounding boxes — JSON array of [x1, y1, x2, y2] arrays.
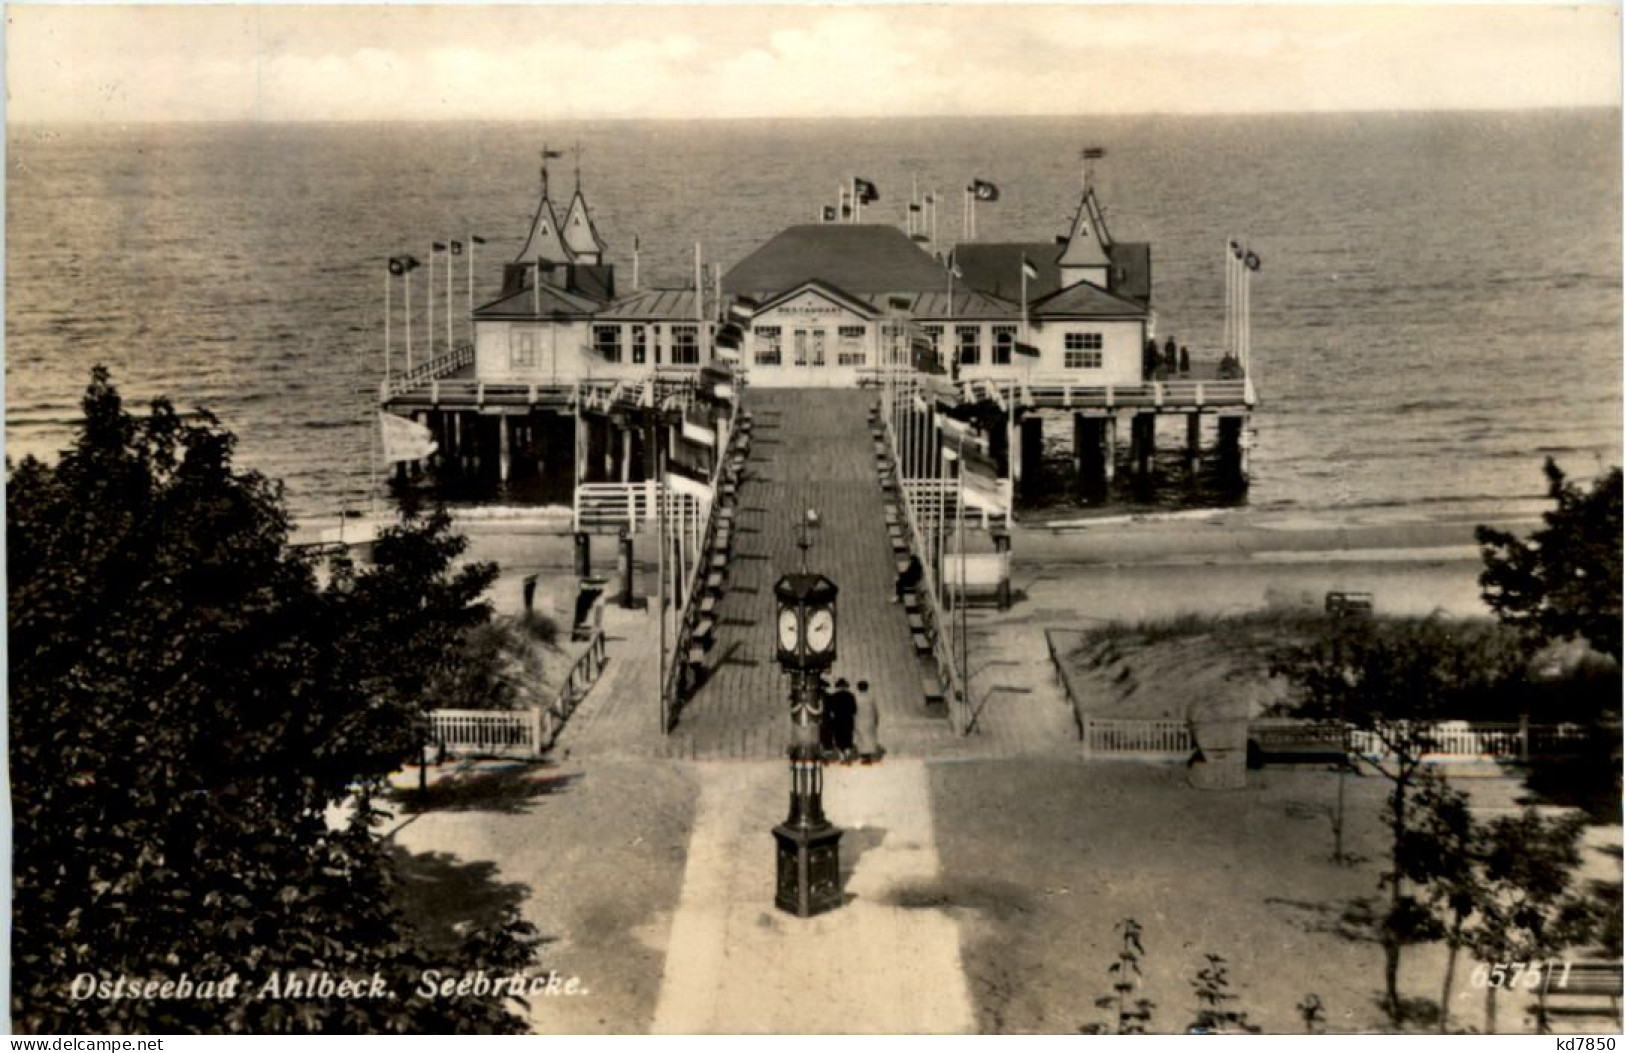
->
[[935, 413, 987, 453], [682, 416, 717, 448], [1021, 255, 1039, 281], [1014, 341, 1041, 358], [542, 148, 564, 160], [1081, 147, 1107, 160], [1245, 250, 1262, 272], [471, 235, 487, 246], [715, 322, 744, 349], [822, 205, 837, 222], [908, 203, 922, 213], [971, 179, 1001, 202], [378, 412, 437, 463], [853, 177, 880, 203], [433, 242, 447, 252], [450, 240, 463, 255], [388, 257, 405, 275]]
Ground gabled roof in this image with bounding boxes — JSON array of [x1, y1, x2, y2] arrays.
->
[[952, 243, 1064, 302], [1057, 187, 1113, 270], [515, 191, 572, 266], [562, 188, 608, 257], [473, 280, 600, 320], [723, 224, 948, 297], [595, 288, 704, 321], [1107, 242, 1151, 306], [1030, 277, 1149, 319], [883, 289, 1022, 321], [758, 279, 882, 319]]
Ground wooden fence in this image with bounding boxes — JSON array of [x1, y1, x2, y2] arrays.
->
[[428, 629, 608, 759]]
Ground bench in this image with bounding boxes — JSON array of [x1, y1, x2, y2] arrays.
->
[[694, 616, 715, 642], [710, 552, 728, 572], [1537, 961, 1622, 1031], [906, 612, 926, 634], [706, 571, 725, 591], [687, 644, 707, 665], [699, 593, 718, 615], [911, 631, 933, 656], [903, 591, 922, 615], [918, 662, 946, 706]]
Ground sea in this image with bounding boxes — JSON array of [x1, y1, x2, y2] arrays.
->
[[6, 112, 1621, 528]]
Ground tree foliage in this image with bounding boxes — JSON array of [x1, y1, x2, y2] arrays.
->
[[1477, 459, 1622, 662], [1270, 617, 1526, 1024], [9, 369, 531, 1033]]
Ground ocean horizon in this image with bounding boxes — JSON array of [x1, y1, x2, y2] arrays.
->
[[7, 109, 1621, 525]]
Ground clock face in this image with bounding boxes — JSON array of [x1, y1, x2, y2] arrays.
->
[[806, 608, 835, 653], [777, 608, 800, 652]]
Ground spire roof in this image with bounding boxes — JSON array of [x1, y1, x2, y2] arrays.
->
[[1057, 187, 1114, 270], [515, 167, 573, 266], [563, 186, 608, 257]]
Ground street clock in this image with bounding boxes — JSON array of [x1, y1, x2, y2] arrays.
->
[[773, 573, 838, 671]]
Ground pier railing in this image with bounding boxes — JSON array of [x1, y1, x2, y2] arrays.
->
[[382, 342, 474, 399], [381, 369, 700, 414]]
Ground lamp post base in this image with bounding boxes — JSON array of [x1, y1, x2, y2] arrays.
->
[[772, 821, 843, 917]]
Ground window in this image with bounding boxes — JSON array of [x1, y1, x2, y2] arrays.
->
[[957, 325, 981, 367], [810, 330, 827, 367], [1064, 333, 1104, 369], [921, 324, 944, 351], [631, 325, 647, 365], [510, 326, 537, 368], [592, 324, 623, 363], [755, 326, 782, 366], [992, 324, 1017, 365], [837, 325, 866, 367], [671, 325, 699, 365]]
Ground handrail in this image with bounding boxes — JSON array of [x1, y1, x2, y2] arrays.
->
[[381, 342, 474, 399], [882, 408, 972, 735], [538, 629, 608, 746]]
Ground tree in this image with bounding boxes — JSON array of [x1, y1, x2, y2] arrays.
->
[[1477, 459, 1622, 663], [1403, 770, 1480, 1033], [9, 369, 533, 1033], [1271, 618, 1525, 1024], [1467, 808, 1596, 1034]]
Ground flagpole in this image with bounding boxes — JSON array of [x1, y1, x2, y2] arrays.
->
[[466, 237, 475, 347], [957, 427, 968, 724], [405, 266, 414, 372], [657, 426, 667, 733], [384, 266, 392, 391], [427, 244, 435, 359], [446, 242, 453, 354], [533, 261, 541, 319]]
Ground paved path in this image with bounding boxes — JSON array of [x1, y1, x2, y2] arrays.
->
[[651, 759, 975, 1033], [671, 389, 946, 758], [559, 388, 1083, 761]]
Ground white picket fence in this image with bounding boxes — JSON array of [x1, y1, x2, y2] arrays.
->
[[1077, 714, 1593, 761], [428, 709, 543, 759], [1081, 716, 1193, 758], [427, 631, 609, 760]]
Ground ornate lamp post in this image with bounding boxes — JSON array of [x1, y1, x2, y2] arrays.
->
[[772, 542, 842, 917]]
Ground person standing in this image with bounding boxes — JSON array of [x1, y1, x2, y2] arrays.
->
[[854, 680, 883, 764], [826, 678, 858, 762], [1179, 345, 1190, 374]]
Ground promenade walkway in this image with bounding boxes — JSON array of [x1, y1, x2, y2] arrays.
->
[[651, 759, 975, 1033], [559, 388, 1080, 760]]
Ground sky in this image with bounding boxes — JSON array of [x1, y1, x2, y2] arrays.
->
[[5, 4, 1620, 122]]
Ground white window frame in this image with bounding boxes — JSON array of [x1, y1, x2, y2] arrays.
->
[[510, 326, 537, 368], [755, 326, 783, 366], [671, 325, 700, 365], [593, 324, 623, 364]]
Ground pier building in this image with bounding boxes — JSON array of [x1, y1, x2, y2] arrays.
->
[[378, 162, 1257, 519]]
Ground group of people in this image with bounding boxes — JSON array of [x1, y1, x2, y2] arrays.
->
[[1143, 336, 1191, 380], [818, 676, 883, 765]]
